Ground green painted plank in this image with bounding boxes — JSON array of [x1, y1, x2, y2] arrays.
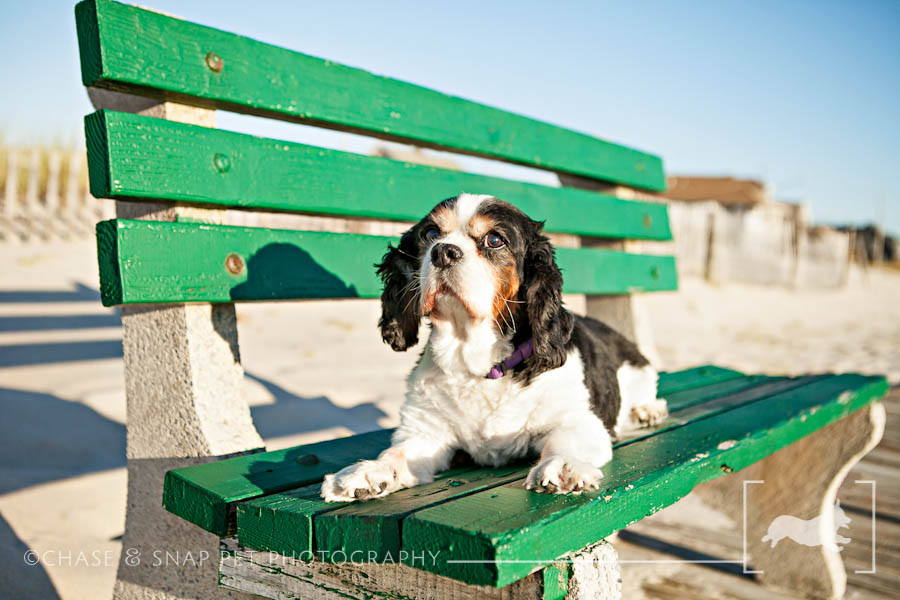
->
[[655, 365, 744, 395], [163, 429, 392, 537], [236, 465, 526, 561], [95, 219, 678, 307], [664, 376, 828, 424], [555, 249, 676, 296], [75, 0, 666, 190], [542, 563, 569, 600], [618, 375, 828, 448], [236, 373, 813, 561], [165, 365, 741, 538], [401, 374, 889, 586], [663, 374, 776, 413], [656, 366, 743, 397], [234, 484, 331, 558], [314, 465, 527, 562], [86, 110, 672, 241]]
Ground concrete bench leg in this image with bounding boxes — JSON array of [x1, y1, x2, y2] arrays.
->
[[694, 402, 885, 599], [219, 538, 621, 599], [565, 541, 622, 600], [89, 89, 265, 599], [558, 174, 662, 365]]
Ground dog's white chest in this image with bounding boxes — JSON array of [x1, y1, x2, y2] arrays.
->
[[417, 372, 536, 465]]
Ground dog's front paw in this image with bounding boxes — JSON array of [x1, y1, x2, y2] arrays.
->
[[631, 399, 668, 427], [525, 456, 603, 494], [320, 460, 399, 502]]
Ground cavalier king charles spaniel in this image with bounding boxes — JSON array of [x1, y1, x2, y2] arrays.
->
[[321, 194, 667, 501]]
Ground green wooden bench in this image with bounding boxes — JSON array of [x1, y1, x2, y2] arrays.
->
[[76, 1, 888, 599]]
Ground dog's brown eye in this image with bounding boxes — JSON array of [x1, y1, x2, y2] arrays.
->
[[484, 232, 505, 249], [423, 226, 440, 242]]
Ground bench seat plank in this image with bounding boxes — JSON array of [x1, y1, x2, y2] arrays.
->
[[401, 373, 887, 586], [164, 366, 733, 538], [648, 365, 743, 394], [86, 110, 672, 240], [163, 429, 392, 536], [75, 0, 665, 190], [235, 374, 820, 564], [95, 219, 678, 306]]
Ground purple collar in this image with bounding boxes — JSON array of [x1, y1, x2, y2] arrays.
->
[[486, 338, 534, 379]]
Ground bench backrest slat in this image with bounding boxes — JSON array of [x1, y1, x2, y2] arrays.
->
[[96, 219, 678, 306], [87, 110, 671, 240], [76, 0, 665, 190]]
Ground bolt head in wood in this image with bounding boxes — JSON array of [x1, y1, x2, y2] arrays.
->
[[214, 153, 231, 173], [296, 454, 319, 466], [205, 51, 224, 72], [225, 253, 244, 275]]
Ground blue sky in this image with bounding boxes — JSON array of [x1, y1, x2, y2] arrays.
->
[[2, 0, 898, 234]]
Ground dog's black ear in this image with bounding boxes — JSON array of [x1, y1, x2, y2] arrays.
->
[[376, 228, 422, 351], [520, 224, 574, 377]]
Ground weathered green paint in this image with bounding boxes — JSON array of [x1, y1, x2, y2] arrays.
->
[[166, 367, 738, 537], [95, 220, 122, 307], [655, 365, 744, 394], [401, 374, 888, 586], [86, 110, 673, 241], [233, 372, 823, 562], [95, 219, 678, 307], [234, 485, 332, 558], [662, 373, 774, 412], [663, 375, 828, 426], [165, 369, 887, 588], [314, 465, 527, 562], [542, 563, 569, 600], [75, 0, 666, 190], [163, 429, 392, 536], [618, 375, 828, 449]]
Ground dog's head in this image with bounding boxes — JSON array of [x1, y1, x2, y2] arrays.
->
[[377, 194, 573, 375]]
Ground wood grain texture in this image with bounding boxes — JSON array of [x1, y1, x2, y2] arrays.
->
[[95, 219, 678, 306], [231, 374, 859, 573], [401, 374, 888, 586], [75, 0, 665, 190], [85, 110, 672, 240], [165, 367, 737, 537], [218, 538, 548, 600], [616, 375, 824, 447], [165, 369, 888, 588], [163, 429, 393, 537], [654, 365, 744, 394]]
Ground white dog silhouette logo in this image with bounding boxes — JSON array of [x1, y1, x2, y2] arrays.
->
[[761, 500, 851, 551]]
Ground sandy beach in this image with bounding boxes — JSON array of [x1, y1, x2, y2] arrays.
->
[[0, 239, 897, 598]]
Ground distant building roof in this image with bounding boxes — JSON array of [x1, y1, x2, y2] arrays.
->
[[665, 176, 769, 207]]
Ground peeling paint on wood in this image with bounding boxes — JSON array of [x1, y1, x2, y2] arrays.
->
[[75, 0, 666, 190], [164, 367, 747, 536], [165, 369, 888, 588], [85, 110, 672, 241], [95, 219, 678, 306]]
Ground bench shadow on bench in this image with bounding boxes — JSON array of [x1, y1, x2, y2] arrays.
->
[[229, 243, 361, 302]]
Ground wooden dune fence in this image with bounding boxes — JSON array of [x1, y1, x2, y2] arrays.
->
[[1, 148, 112, 242]]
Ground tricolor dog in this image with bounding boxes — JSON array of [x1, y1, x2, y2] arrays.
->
[[321, 194, 667, 502]]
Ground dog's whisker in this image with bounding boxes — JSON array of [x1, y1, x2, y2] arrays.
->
[[504, 301, 517, 334], [497, 308, 511, 332]]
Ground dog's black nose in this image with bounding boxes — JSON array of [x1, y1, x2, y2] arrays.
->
[[431, 243, 463, 268]]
